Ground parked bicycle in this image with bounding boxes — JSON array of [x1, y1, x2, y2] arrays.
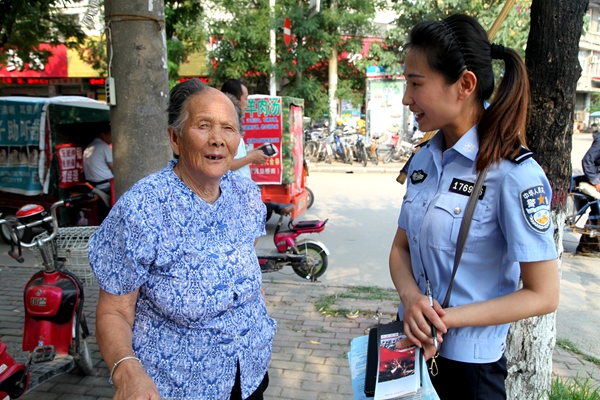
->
[[304, 131, 332, 164], [383, 133, 414, 164]]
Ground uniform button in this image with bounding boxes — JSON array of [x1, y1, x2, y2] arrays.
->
[[403, 194, 407, 200], [412, 236, 417, 242], [419, 272, 424, 277], [454, 207, 461, 215], [422, 200, 427, 206]]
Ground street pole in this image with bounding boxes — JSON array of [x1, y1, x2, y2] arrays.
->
[[104, 0, 172, 199], [328, 0, 338, 131], [269, 0, 277, 96], [328, 46, 338, 131]]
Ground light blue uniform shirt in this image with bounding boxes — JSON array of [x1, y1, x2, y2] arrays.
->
[[398, 126, 557, 364]]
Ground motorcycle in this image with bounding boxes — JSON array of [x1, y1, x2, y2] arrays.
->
[[257, 202, 329, 282], [0, 194, 95, 399]]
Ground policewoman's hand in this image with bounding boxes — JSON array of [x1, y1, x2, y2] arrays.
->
[[401, 291, 446, 355]]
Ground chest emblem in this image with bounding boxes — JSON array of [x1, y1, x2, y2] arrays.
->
[[520, 185, 551, 233], [410, 170, 427, 184]]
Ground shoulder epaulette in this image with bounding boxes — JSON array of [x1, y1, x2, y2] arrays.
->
[[510, 147, 535, 164]]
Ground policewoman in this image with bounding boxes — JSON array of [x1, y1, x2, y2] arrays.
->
[[388, 14, 559, 400]]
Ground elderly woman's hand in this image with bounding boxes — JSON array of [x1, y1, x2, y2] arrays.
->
[[112, 361, 160, 400]]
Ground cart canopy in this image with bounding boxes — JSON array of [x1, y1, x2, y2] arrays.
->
[[0, 96, 110, 195]]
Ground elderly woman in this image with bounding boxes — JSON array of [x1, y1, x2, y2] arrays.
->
[[90, 78, 276, 400]]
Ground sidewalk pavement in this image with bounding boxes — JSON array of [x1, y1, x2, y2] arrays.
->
[[0, 265, 597, 400], [307, 160, 405, 175]]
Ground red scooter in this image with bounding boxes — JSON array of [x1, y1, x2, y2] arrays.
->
[[257, 203, 329, 282], [0, 194, 94, 399]]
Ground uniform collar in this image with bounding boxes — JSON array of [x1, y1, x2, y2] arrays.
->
[[452, 125, 479, 162]]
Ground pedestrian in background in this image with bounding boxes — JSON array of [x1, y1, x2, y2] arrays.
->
[[592, 123, 599, 139], [575, 129, 600, 256], [221, 78, 269, 179], [389, 14, 559, 399], [83, 124, 113, 194]]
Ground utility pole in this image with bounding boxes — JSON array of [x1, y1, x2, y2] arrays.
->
[[328, 0, 338, 131], [269, 0, 277, 96], [328, 47, 338, 131], [104, 0, 172, 198]]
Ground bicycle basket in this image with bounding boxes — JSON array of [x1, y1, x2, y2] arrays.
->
[[31, 226, 99, 287]]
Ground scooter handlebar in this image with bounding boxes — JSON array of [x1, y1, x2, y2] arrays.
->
[[61, 192, 95, 208], [17, 192, 95, 248]]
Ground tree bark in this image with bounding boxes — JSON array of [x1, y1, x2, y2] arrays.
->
[[105, 0, 171, 198], [506, 1, 588, 399]]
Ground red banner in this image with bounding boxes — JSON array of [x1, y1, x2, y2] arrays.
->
[[56, 144, 84, 188], [0, 43, 68, 78], [243, 96, 283, 185]]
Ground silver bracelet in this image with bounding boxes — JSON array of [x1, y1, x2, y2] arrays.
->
[[109, 355, 141, 385]]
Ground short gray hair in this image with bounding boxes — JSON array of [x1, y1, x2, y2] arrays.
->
[[222, 92, 245, 137], [166, 78, 207, 137], [167, 79, 244, 137]]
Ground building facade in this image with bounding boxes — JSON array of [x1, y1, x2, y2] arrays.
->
[[576, 0, 600, 130]]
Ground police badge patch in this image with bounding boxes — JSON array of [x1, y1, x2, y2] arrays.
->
[[410, 169, 427, 184], [520, 185, 551, 233]]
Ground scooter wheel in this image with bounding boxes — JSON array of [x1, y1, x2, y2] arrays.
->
[[306, 187, 315, 210], [71, 337, 93, 375], [293, 242, 328, 280]]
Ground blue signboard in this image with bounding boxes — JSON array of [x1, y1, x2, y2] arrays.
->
[[0, 98, 44, 195]]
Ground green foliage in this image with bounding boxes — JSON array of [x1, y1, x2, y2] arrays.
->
[[588, 95, 600, 115], [165, 0, 205, 86], [78, 36, 107, 76], [0, 0, 87, 70], [208, 0, 385, 120], [384, 1, 530, 64], [208, 0, 272, 93], [548, 376, 600, 400], [314, 285, 398, 317]]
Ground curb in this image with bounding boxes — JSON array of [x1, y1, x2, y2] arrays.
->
[[308, 163, 405, 174]]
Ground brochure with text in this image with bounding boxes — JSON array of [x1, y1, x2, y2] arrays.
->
[[374, 329, 420, 400]]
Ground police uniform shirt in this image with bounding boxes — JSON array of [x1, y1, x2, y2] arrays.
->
[[398, 125, 557, 364]]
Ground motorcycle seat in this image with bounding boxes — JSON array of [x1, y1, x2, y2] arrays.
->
[[294, 220, 322, 229]]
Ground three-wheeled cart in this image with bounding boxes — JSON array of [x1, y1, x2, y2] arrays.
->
[[0, 96, 111, 243], [243, 95, 312, 220]]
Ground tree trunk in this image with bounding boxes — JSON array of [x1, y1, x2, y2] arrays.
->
[[506, 1, 588, 399], [104, 0, 171, 199]]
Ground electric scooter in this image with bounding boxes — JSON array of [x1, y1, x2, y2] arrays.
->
[[257, 202, 330, 282], [0, 193, 95, 399]]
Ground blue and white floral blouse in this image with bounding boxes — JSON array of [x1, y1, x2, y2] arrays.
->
[[89, 160, 276, 400]]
